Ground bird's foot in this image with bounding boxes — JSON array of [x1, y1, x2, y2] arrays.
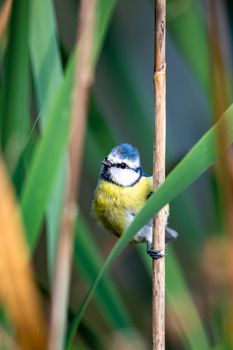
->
[[147, 248, 166, 260]]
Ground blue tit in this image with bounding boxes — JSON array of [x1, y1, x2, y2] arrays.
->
[[92, 143, 178, 259]]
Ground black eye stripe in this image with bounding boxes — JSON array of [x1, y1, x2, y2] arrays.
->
[[112, 163, 142, 172], [113, 162, 129, 169]]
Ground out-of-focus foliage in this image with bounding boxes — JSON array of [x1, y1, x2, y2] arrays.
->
[[0, 0, 233, 349]]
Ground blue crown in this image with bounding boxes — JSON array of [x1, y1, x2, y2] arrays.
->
[[111, 143, 139, 161]]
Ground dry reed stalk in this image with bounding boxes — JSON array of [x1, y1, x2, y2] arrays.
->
[[152, 1, 166, 349], [0, 157, 47, 350], [48, 1, 96, 349], [208, 0, 233, 343], [0, 0, 12, 38]]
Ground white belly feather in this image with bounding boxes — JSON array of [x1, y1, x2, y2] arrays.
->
[[125, 208, 177, 248]]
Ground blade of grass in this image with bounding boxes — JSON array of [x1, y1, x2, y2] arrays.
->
[[20, 58, 74, 249], [29, 0, 63, 123], [1, 0, 30, 172], [66, 105, 233, 347], [29, 0, 65, 279], [74, 213, 133, 329], [22, 0, 117, 252]]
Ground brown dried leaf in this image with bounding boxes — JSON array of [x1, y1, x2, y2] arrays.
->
[[0, 0, 12, 38], [0, 157, 47, 350]]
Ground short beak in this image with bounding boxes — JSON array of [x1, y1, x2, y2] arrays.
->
[[102, 159, 112, 167]]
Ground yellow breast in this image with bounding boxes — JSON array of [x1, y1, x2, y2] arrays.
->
[[92, 176, 153, 237]]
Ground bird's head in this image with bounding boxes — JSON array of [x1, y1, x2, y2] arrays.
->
[[100, 143, 142, 186]]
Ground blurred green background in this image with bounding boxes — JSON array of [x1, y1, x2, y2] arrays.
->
[[1, 0, 233, 349]]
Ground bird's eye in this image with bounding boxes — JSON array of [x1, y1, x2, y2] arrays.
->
[[120, 162, 127, 169]]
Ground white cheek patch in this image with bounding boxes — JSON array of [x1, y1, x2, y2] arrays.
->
[[110, 167, 140, 186]]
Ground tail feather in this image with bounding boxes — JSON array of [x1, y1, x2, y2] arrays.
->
[[165, 227, 178, 244]]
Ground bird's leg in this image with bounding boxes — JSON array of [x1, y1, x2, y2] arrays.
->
[[146, 242, 166, 260]]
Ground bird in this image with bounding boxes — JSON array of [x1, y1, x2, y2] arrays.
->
[[92, 143, 178, 259]]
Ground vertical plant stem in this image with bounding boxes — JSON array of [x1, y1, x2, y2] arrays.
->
[[2, 0, 30, 173], [208, 1, 233, 344], [0, 0, 12, 38], [48, 1, 96, 349], [152, 1, 166, 349]]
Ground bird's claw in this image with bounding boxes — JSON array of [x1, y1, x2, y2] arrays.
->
[[147, 248, 166, 260]]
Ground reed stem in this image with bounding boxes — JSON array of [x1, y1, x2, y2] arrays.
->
[[48, 1, 96, 349], [152, 0, 166, 349]]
